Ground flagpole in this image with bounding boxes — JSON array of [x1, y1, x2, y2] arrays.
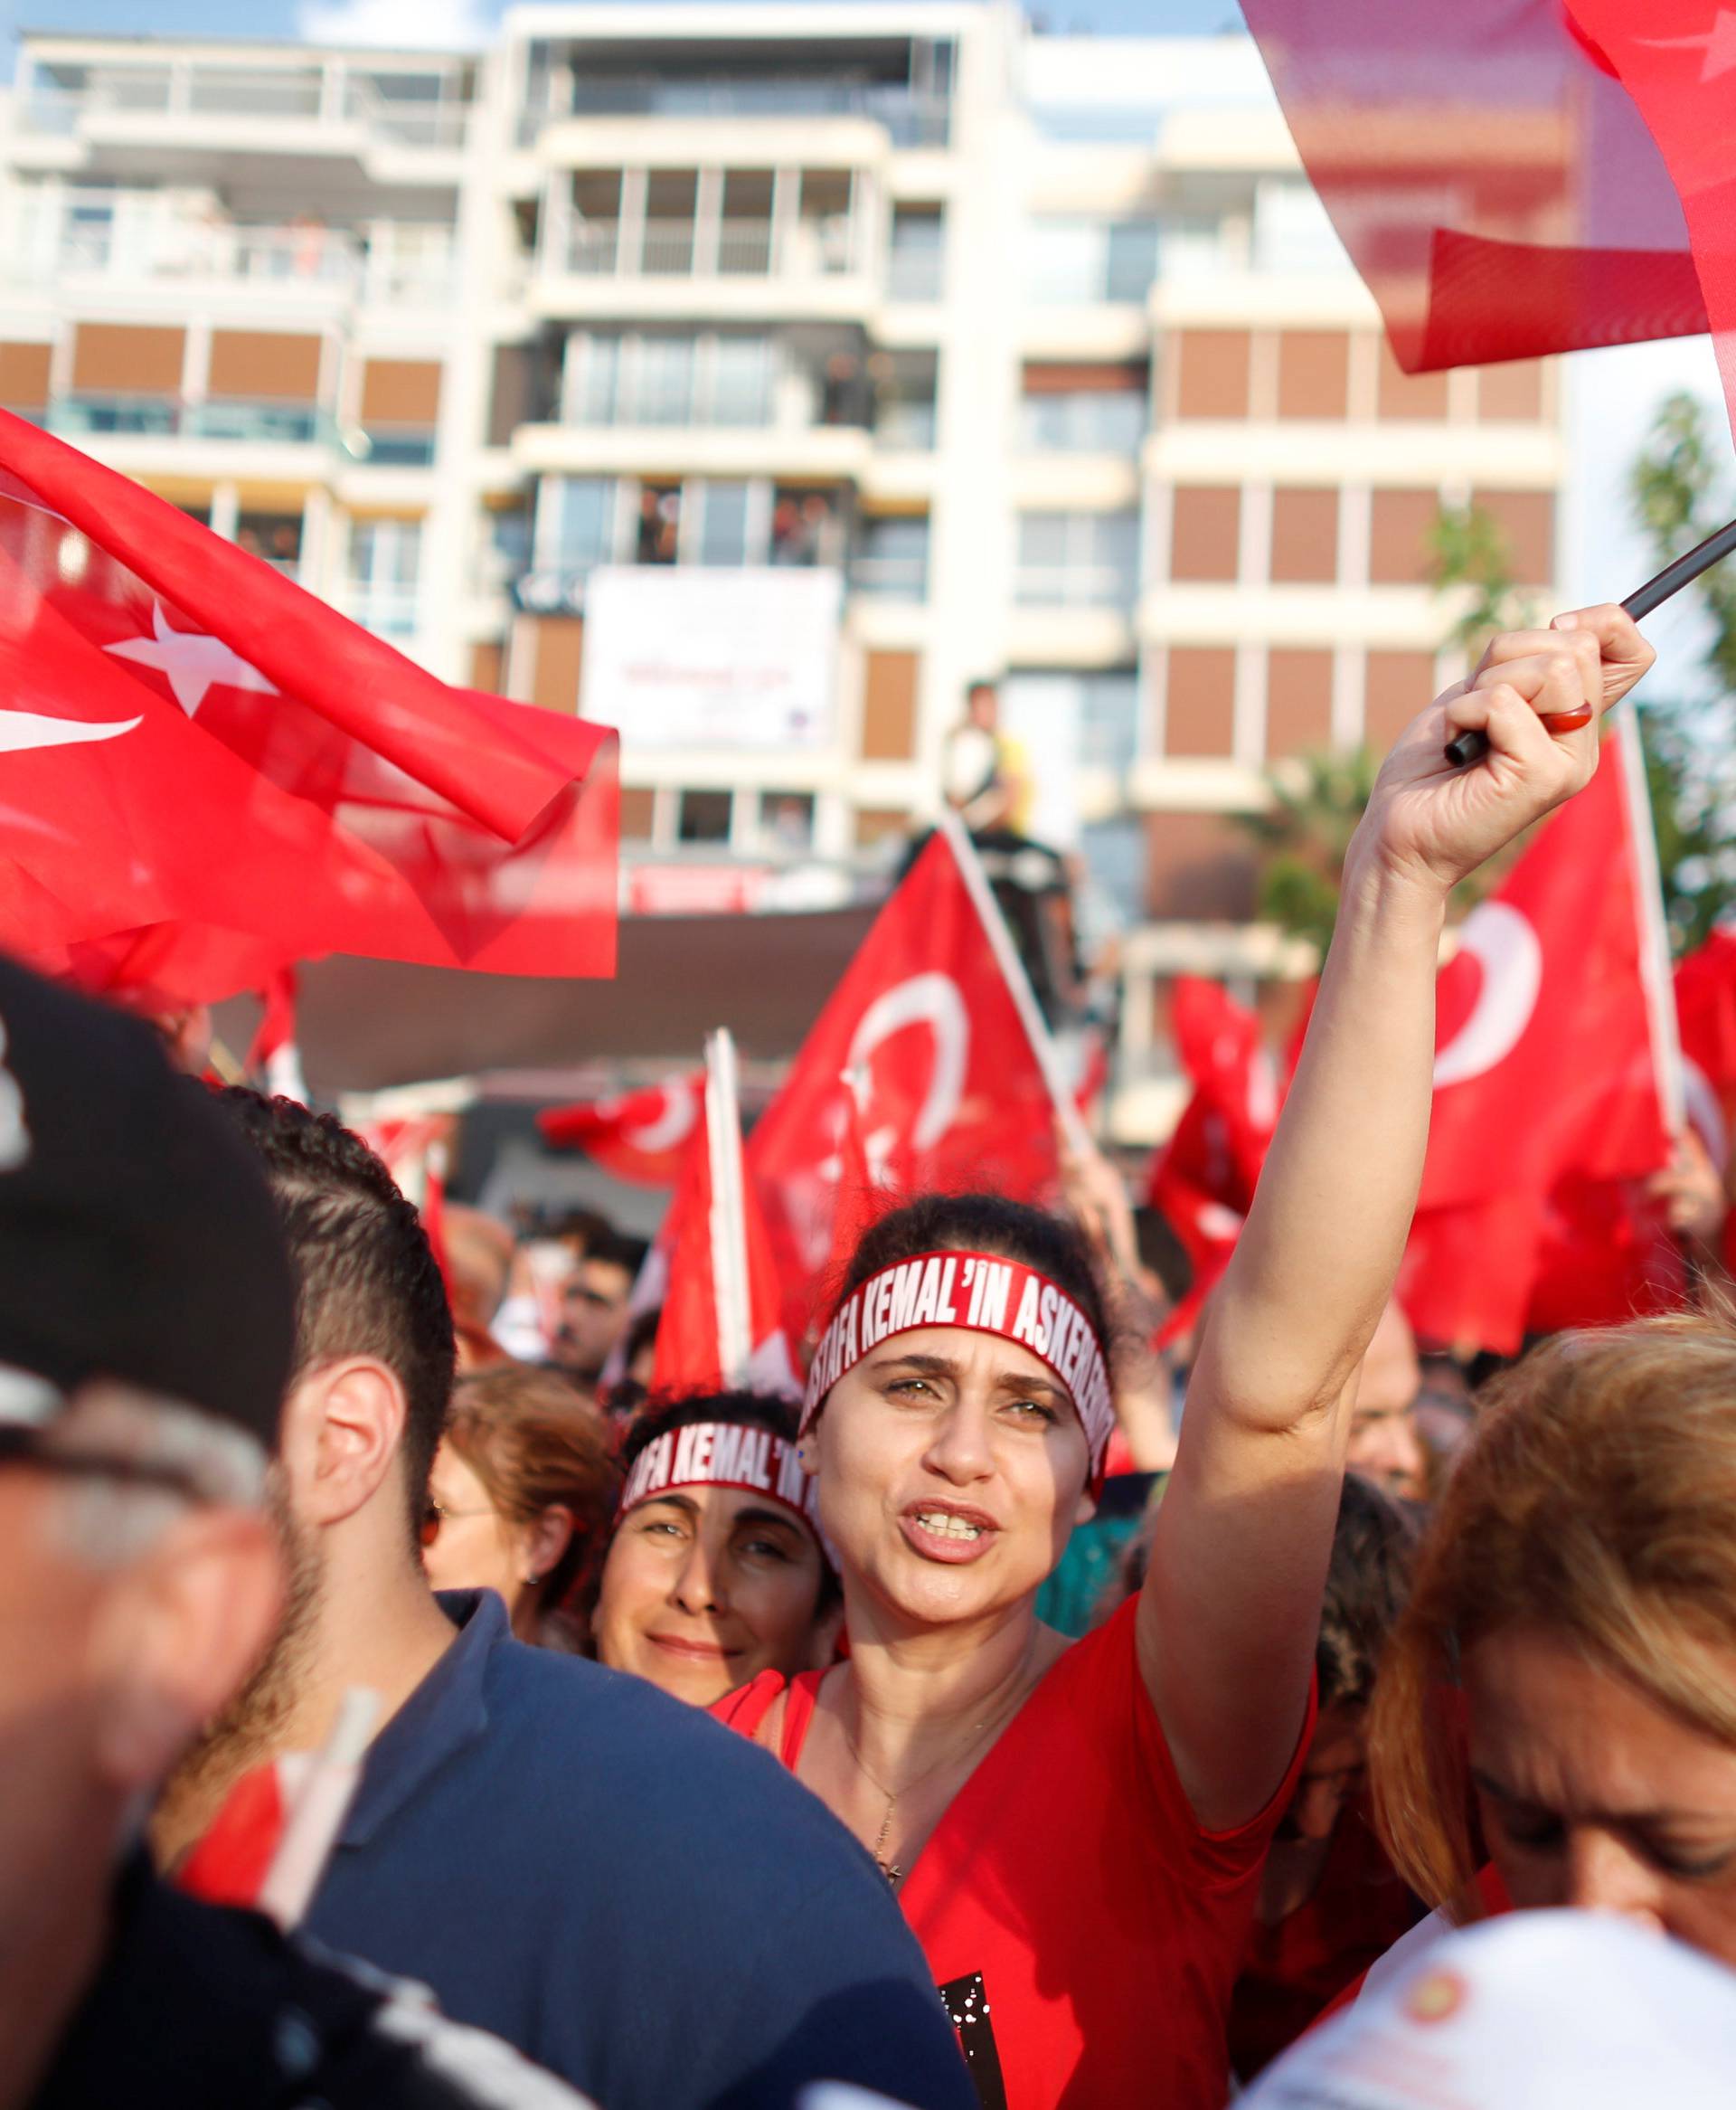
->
[[704, 1028, 753, 1386], [933, 809, 1093, 1159], [1616, 706, 1686, 1134]]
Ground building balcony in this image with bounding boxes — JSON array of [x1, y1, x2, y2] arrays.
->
[[42, 393, 354, 480], [21, 221, 457, 309], [533, 217, 876, 323], [520, 80, 948, 150], [513, 418, 873, 483], [15, 49, 472, 183]]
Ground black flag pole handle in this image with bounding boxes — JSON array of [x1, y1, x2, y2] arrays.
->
[[1442, 513, 1736, 769]]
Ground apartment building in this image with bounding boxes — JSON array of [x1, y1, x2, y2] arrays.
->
[[0, 10, 1563, 1134]]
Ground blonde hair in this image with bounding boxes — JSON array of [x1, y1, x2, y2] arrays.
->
[[1369, 1312, 1736, 1916]]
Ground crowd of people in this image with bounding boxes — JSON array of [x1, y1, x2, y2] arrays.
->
[[13, 606, 1736, 2108]]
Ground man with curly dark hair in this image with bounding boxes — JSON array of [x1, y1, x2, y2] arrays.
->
[[156, 1093, 975, 2110]]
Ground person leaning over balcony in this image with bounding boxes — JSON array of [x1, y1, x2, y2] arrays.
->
[[713, 609, 1655, 2110]]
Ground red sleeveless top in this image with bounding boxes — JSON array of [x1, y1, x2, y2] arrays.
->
[[713, 1598, 1313, 2110]]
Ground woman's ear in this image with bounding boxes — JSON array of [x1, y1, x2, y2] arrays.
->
[[523, 1502, 575, 1587]]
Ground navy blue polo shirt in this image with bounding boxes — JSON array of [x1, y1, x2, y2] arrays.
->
[[302, 1592, 974, 2110]]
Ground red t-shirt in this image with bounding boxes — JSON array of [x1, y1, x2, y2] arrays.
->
[[714, 1597, 1314, 2110], [1227, 1799, 1426, 2080]]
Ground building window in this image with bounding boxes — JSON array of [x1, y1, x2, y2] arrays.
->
[[888, 204, 945, 302], [234, 511, 302, 579], [566, 332, 774, 429], [347, 518, 422, 638], [538, 476, 617, 572], [697, 480, 753, 565], [874, 349, 939, 450], [1080, 815, 1146, 925], [677, 789, 733, 844], [771, 488, 843, 567], [1016, 364, 1156, 451], [1014, 512, 1140, 608], [852, 515, 930, 600], [1027, 219, 1158, 306], [635, 484, 682, 564], [756, 790, 816, 856]]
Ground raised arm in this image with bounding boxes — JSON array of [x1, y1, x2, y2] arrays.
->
[[1137, 608, 1655, 1828]]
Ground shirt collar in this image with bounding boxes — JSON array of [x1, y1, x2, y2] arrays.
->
[[340, 1589, 502, 1850]]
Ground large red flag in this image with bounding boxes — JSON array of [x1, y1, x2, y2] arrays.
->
[[0, 411, 616, 1007], [1401, 737, 1675, 1352], [747, 827, 1063, 1329], [1677, 927, 1736, 1131], [1145, 978, 1282, 1338], [1241, 0, 1706, 373], [653, 1036, 797, 1397], [539, 1074, 704, 1187]]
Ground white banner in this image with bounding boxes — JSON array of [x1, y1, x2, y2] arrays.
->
[[582, 566, 842, 751]]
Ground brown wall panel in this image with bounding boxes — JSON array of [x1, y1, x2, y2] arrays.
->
[[360, 358, 443, 425], [1169, 487, 1241, 582], [0, 342, 52, 408], [1364, 649, 1438, 750], [1164, 645, 1237, 758], [488, 344, 539, 446], [530, 616, 584, 714], [1143, 809, 1258, 921], [1269, 487, 1340, 583], [1266, 648, 1335, 758], [1477, 361, 1545, 421], [861, 650, 920, 761], [71, 323, 184, 394], [1022, 360, 1146, 395], [1277, 330, 1349, 420], [619, 787, 656, 840], [1375, 341, 1449, 421], [1175, 329, 1250, 420], [207, 330, 322, 402], [1369, 488, 1441, 585], [468, 640, 504, 694], [1471, 487, 1555, 583], [855, 807, 910, 847]]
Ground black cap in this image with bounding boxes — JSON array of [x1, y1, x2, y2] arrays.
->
[[0, 955, 295, 1452]]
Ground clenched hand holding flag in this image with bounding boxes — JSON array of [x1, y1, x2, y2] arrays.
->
[[0, 411, 617, 1006]]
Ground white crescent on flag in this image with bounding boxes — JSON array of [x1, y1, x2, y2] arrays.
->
[[845, 971, 970, 1153], [0, 708, 142, 753], [622, 1083, 699, 1155], [1433, 903, 1544, 1089]]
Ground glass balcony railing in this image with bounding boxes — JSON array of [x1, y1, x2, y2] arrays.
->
[[24, 64, 469, 150], [849, 553, 929, 600], [45, 395, 340, 447], [562, 216, 856, 281], [1013, 563, 1138, 610], [354, 425, 439, 468]]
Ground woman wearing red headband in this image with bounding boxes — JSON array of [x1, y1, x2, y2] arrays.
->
[[595, 1390, 841, 1707], [715, 610, 1654, 2110]]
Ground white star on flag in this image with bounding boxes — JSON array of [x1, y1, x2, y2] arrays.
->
[[103, 601, 278, 718], [1638, 9, 1736, 82]]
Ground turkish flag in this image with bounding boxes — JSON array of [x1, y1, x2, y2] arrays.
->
[[747, 828, 1061, 1327], [1677, 927, 1736, 1131], [652, 1086, 798, 1398], [1400, 738, 1675, 1353], [539, 1074, 704, 1187], [1146, 978, 1284, 1340], [1241, 0, 1706, 374], [0, 411, 617, 1008]]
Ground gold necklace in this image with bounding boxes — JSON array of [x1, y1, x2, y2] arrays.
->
[[840, 1663, 1033, 1887]]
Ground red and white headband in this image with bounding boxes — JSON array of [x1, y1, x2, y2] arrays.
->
[[801, 1250, 1115, 1473], [618, 1420, 823, 1538]]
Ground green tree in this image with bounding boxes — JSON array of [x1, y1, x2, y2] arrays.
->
[[1628, 391, 1736, 952], [1427, 500, 1537, 658]]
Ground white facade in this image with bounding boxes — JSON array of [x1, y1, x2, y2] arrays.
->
[[0, 10, 1563, 1133]]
